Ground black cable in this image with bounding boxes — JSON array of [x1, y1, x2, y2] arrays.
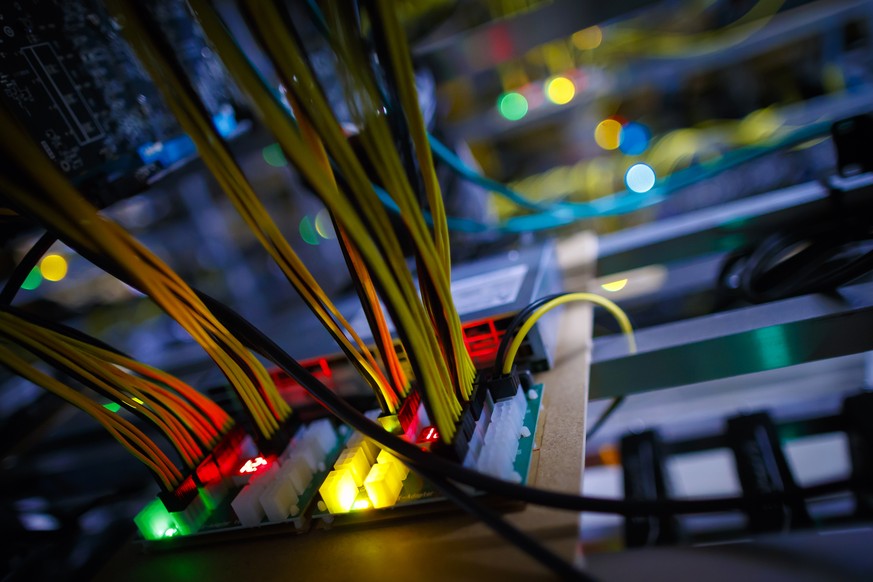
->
[[586, 397, 625, 441], [494, 292, 567, 373], [198, 290, 850, 516], [5, 202, 850, 576], [0, 305, 128, 358], [6, 164, 850, 518], [414, 463, 590, 580], [719, 228, 873, 304], [0, 231, 56, 305]]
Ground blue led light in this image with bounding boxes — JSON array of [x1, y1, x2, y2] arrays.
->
[[625, 163, 656, 193], [138, 108, 236, 167], [619, 122, 651, 155], [137, 136, 196, 167], [212, 108, 238, 137]]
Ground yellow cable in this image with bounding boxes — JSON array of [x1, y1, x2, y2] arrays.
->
[[0, 106, 289, 439], [316, 3, 469, 418], [0, 344, 182, 489], [4, 309, 234, 447], [0, 316, 204, 467], [502, 293, 637, 374], [196, 0, 463, 439], [108, 0, 402, 412]]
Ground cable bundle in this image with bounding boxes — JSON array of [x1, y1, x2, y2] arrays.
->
[[0, 108, 290, 446], [234, 0, 475, 440], [105, 0, 477, 442], [0, 3, 849, 576], [0, 309, 233, 491], [106, 0, 406, 415]]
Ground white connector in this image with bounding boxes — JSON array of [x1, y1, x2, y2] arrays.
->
[[464, 387, 529, 481], [231, 465, 278, 527], [259, 473, 300, 522]]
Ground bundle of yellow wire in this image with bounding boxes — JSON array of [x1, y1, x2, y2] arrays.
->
[[0, 310, 234, 491], [0, 107, 290, 445], [102, 0, 477, 442]]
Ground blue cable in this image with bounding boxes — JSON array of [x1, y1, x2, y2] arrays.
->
[[419, 121, 831, 233], [297, 0, 833, 234]]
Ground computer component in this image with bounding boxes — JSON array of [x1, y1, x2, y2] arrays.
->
[[132, 379, 544, 544], [0, 0, 242, 204]]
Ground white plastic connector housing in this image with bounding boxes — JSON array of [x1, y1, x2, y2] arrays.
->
[[259, 473, 300, 522], [308, 418, 339, 454], [463, 387, 528, 481], [284, 454, 314, 495], [231, 465, 278, 527]]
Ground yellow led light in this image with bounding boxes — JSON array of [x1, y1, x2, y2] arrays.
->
[[40, 254, 68, 282], [377, 449, 409, 481], [319, 469, 358, 514], [352, 497, 371, 511], [364, 463, 402, 509], [601, 278, 628, 292], [545, 76, 575, 105], [334, 447, 370, 486], [594, 119, 622, 150]]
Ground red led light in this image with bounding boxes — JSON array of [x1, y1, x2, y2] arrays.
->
[[238, 456, 270, 474], [418, 426, 439, 443]]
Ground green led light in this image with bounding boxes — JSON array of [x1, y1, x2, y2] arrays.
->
[[497, 92, 529, 121], [134, 499, 178, 541], [21, 267, 42, 291], [299, 216, 320, 245], [103, 402, 121, 413], [262, 143, 287, 167], [163, 527, 178, 538]]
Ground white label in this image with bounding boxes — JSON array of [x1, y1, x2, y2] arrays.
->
[[451, 264, 528, 315], [347, 264, 529, 338]]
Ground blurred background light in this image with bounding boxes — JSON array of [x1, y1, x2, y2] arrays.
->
[[572, 26, 602, 50], [497, 92, 529, 121], [262, 143, 287, 167], [619, 122, 651, 155], [595, 119, 623, 150], [625, 163, 656, 193], [40, 254, 68, 282], [314, 209, 336, 240], [21, 267, 42, 291], [299, 216, 320, 245], [545, 76, 576, 105]]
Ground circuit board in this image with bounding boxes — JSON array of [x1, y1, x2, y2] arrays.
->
[[134, 420, 347, 547], [312, 383, 545, 526], [133, 383, 544, 546], [0, 0, 240, 201]]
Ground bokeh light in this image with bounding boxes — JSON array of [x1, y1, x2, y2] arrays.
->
[[299, 216, 320, 245], [619, 122, 651, 155], [40, 254, 68, 282], [262, 143, 287, 167], [601, 278, 629, 292], [625, 163, 657, 193], [497, 92, 529, 121], [21, 267, 42, 291], [594, 119, 622, 150], [545, 76, 576, 105], [314, 209, 336, 240]]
